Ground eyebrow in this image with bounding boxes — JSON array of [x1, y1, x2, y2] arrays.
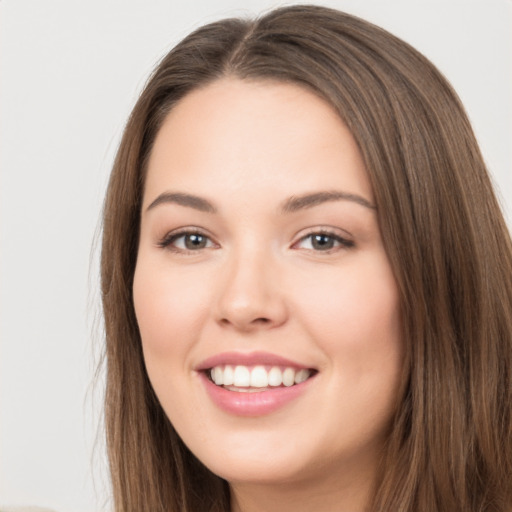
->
[[281, 190, 376, 213], [145, 189, 376, 214], [146, 192, 217, 213]]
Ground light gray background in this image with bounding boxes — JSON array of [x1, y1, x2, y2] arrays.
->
[[1, 1, 511, 511]]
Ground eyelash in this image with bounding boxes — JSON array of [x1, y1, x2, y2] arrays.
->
[[157, 228, 215, 253], [293, 229, 355, 252], [157, 228, 354, 254]]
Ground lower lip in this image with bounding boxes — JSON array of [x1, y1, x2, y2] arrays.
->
[[199, 372, 313, 417]]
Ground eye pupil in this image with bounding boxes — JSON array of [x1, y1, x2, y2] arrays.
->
[[185, 234, 207, 249], [312, 234, 334, 250]]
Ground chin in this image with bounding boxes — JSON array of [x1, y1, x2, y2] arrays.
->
[[203, 451, 312, 485], [177, 420, 356, 487]]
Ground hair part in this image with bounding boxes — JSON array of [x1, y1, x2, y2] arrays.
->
[[101, 5, 512, 511]]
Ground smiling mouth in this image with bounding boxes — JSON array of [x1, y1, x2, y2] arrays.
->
[[207, 365, 316, 392]]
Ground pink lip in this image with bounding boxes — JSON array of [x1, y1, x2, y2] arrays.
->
[[195, 351, 316, 417], [196, 351, 313, 371], [199, 372, 314, 417]]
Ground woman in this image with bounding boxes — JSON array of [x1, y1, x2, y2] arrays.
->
[[100, 5, 512, 511]]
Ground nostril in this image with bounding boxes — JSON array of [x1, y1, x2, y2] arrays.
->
[[253, 317, 271, 324], [219, 316, 272, 329]]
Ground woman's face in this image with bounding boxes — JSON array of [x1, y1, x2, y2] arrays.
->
[[133, 79, 403, 489]]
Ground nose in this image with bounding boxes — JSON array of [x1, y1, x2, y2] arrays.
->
[[214, 249, 288, 332]]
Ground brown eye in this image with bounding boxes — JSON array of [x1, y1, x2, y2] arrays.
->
[[311, 234, 336, 250], [294, 232, 354, 252], [159, 231, 216, 252], [183, 233, 208, 250]]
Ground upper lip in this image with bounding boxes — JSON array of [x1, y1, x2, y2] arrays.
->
[[196, 351, 315, 371]]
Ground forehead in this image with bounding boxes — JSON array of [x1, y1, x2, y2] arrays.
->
[[144, 78, 372, 206]]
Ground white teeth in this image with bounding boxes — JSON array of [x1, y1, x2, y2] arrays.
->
[[212, 366, 223, 385], [209, 365, 312, 389], [282, 367, 295, 387], [294, 368, 310, 384], [223, 365, 234, 386], [233, 365, 251, 387], [250, 366, 268, 388], [268, 366, 283, 386]]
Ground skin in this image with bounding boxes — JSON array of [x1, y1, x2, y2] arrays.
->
[[133, 78, 404, 512]]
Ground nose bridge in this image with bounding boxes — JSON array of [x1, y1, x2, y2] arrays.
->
[[215, 237, 287, 330]]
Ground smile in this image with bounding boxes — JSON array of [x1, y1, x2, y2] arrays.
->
[[209, 365, 313, 391], [197, 352, 318, 416]]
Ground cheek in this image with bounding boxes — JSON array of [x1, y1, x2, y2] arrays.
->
[[291, 254, 402, 370], [132, 259, 212, 360]]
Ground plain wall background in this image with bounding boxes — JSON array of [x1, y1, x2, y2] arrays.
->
[[1, 1, 510, 511]]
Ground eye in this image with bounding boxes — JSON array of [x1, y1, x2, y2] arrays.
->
[[158, 230, 216, 252], [293, 231, 354, 252]]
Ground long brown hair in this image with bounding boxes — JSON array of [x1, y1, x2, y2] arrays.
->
[[100, 5, 512, 511]]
